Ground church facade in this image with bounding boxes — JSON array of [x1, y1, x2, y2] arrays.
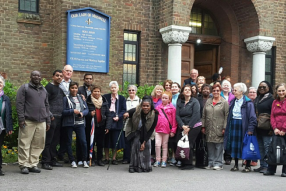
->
[[1, 0, 285, 91]]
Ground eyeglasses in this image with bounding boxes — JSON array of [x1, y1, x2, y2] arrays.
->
[[128, 89, 135, 92], [258, 86, 267, 89]]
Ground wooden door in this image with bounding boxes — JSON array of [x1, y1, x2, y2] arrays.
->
[[181, 44, 194, 85], [194, 47, 217, 84]]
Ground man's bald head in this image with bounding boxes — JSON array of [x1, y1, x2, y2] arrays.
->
[[30, 71, 42, 86], [62, 65, 73, 81]]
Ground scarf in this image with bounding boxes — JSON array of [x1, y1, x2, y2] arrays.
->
[[0, 90, 4, 98], [91, 95, 103, 109], [259, 93, 269, 103]]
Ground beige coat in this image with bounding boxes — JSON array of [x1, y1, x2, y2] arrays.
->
[[202, 97, 229, 143]]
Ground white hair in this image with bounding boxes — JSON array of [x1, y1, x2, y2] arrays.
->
[[234, 82, 247, 94], [0, 75, 5, 87], [63, 65, 73, 72], [221, 80, 232, 93], [191, 69, 198, 74], [249, 87, 257, 91], [128, 84, 137, 92], [109, 81, 119, 88]]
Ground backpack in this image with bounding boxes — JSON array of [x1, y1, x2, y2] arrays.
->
[[265, 135, 286, 165]]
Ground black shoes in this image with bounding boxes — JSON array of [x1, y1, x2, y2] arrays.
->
[[230, 165, 239, 171], [103, 159, 110, 164], [21, 167, 29, 174], [122, 160, 130, 164], [241, 166, 251, 173], [263, 171, 275, 176], [281, 173, 286, 177], [51, 161, 63, 167], [0, 170, 4, 176], [129, 168, 135, 173], [225, 160, 231, 165], [42, 163, 53, 170], [29, 166, 41, 173], [180, 165, 195, 170], [112, 160, 118, 165], [97, 160, 105, 166]]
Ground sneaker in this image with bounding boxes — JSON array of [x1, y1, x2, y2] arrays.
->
[[153, 161, 161, 167], [204, 165, 213, 170], [213, 166, 223, 170], [71, 161, 77, 168], [78, 161, 83, 166], [161, 162, 167, 168], [83, 161, 89, 168], [176, 161, 182, 167], [241, 166, 251, 173], [169, 158, 177, 166]]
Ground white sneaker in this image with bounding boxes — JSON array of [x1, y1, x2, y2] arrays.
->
[[213, 166, 223, 170], [83, 161, 89, 168], [78, 161, 83, 166], [71, 161, 77, 168], [205, 165, 213, 170]]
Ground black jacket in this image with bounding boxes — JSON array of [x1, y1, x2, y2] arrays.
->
[[184, 78, 196, 86], [254, 93, 274, 136], [176, 97, 201, 129], [78, 85, 88, 99], [85, 95, 112, 129], [1, 94, 13, 133]]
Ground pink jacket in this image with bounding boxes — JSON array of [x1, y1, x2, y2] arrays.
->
[[155, 103, 177, 134], [271, 99, 286, 132]]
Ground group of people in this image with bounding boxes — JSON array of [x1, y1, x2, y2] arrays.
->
[[0, 67, 285, 178]]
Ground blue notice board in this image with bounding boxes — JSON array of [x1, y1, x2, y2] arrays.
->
[[67, 7, 111, 73]]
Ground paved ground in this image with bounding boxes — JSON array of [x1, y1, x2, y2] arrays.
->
[[1, 161, 285, 191]]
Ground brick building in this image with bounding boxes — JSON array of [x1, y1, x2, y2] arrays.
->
[[1, 0, 285, 92]]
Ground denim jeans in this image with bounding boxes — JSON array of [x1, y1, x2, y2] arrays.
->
[[66, 124, 87, 162], [257, 134, 272, 168]]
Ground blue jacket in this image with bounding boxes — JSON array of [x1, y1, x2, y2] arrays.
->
[[224, 95, 257, 150], [103, 94, 126, 130], [62, 94, 88, 127], [1, 94, 13, 133]]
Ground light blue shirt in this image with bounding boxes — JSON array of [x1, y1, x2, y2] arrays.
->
[[232, 97, 243, 119], [172, 93, 179, 108]]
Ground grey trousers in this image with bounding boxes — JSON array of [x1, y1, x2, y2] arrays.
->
[[207, 142, 223, 167]]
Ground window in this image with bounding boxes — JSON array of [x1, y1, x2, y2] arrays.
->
[[189, 7, 218, 36], [19, 0, 39, 13], [265, 47, 276, 86], [123, 31, 140, 85]]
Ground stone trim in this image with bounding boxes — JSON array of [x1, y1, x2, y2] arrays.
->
[[17, 12, 41, 25], [159, 25, 192, 44], [244, 36, 275, 52]]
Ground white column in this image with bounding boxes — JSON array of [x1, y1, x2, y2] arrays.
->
[[160, 25, 192, 85], [244, 36, 275, 88]]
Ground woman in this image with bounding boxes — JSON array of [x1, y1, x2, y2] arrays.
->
[[264, 83, 286, 177], [221, 80, 235, 105], [163, 79, 173, 92], [191, 84, 199, 98], [151, 85, 164, 108], [252, 81, 274, 173], [104, 81, 126, 165], [224, 83, 257, 172], [85, 85, 112, 166], [195, 84, 212, 168], [197, 76, 206, 85], [124, 96, 159, 173], [202, 84, 229, 170], [122, 85, 141, 164], [171, 82, 181, 108], [62, 82, 89, 168], [0, 75, 13, 176], [176, 84, 202, 170]]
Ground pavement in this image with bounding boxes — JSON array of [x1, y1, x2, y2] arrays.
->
[[1, 161, 285, 191]]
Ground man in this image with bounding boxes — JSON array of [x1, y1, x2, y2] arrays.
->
[[57, 65, 73, 162], [78, 73, 93, 99], [16, 71, 51, 174], [59, 65, 73, 96], [41, 70, 65, 170], [248, 87, 257, 102], [184, 69, 198, 85]]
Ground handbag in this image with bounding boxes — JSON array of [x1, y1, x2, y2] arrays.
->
[[265, 135, 286, 165], [175, 133, 190, 161], [257, 113, 271, 130], [195, 134, 208, 167], [242, 134, 261, 160], [161, 108, 172, 130]]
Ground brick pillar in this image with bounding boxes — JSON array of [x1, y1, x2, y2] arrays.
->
[[159, 25, 192, 85], [244, 36, 275, 88]]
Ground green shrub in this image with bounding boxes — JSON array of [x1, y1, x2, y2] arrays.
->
[[118, 81, 156, 99]]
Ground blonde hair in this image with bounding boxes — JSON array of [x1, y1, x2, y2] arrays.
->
[[162, 91, 173, 101], [151, 85, 164, 97]]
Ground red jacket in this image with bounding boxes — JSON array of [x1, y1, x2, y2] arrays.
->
[[155, 103, 177, 134], [271, 99, 286, 132]]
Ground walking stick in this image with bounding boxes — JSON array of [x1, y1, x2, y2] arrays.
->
[[107, 128, 124, 170]]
